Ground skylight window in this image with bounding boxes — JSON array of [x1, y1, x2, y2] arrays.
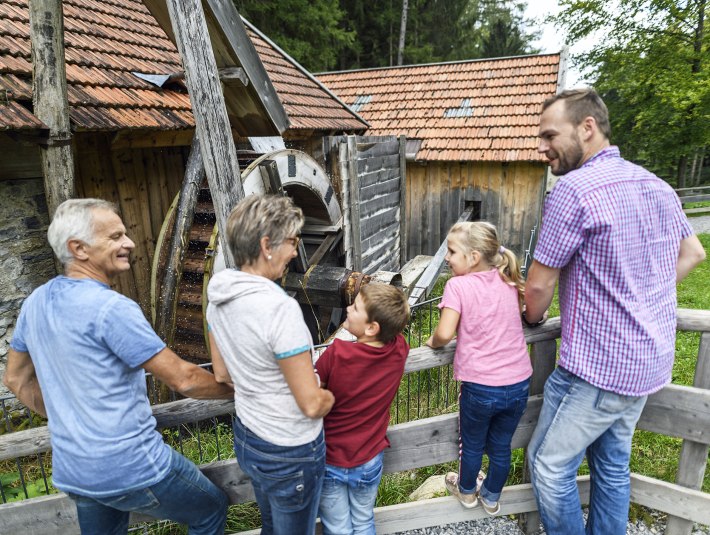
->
[[444, 98, 473, 118], [350, 94, 372, 112]]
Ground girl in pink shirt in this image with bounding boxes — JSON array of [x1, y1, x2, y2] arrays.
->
[[427, 221, 532, 514]]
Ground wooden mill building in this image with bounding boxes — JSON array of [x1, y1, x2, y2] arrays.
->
[[318, 54, 564, 258], [0, 0, 368, 372]]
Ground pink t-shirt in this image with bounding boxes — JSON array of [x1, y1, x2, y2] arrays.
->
[[438, 269, 532, 386]]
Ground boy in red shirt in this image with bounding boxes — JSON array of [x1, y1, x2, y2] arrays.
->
[[315, 283, 410, 534]]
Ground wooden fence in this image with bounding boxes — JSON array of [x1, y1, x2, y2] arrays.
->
[[677, 185, 710, 215], [1, 309, 710, 534]]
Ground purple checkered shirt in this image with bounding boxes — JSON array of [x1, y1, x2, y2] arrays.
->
[[534, 146, 693, 396]]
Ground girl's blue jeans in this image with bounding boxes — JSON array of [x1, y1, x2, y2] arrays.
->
[[527, 367, 647, 535], [458, 378, 530, 502], [66, 448, 228, 535], [232, 415, 325, 535], [318, 451, 384, 535]]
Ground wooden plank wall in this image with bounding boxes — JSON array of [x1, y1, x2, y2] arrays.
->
[[352, 135, 404, 273], [73, 133, 188, 315], [322, 135, 405, 274], [0, 134, 42, 180], [406, 161, 546, 260]]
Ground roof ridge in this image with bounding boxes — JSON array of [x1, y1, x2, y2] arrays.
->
[[317, 52, 562, 76]]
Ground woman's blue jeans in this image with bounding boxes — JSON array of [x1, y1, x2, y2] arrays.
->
[[233, 416, 325, 535], [527, 367, 647, 535], [458, 378, 530, 502], [318, 451, 384, 535], [66, 448, 228, 535]]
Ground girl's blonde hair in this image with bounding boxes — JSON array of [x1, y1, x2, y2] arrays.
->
[[448, 221, 525, 307]]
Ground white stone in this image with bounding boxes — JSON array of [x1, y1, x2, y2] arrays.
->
[[409, 474, 447, 501]]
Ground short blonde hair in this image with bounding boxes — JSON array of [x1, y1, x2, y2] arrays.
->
[[359, 283, 410, 343], [448, 221, 524, 307], [226, 195, 304, 268]]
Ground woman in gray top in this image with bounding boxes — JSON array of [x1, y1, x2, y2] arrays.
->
[[207, 194, 334, 535]]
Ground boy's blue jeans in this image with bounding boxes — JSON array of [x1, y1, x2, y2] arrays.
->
[[232, 415, 325, 535], [66, 448, 228, 535], [458, 378, 530, 502], [318, 451, 384, 535], [527, 367, 647, 535]]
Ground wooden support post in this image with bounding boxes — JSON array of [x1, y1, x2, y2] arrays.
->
[[154, 136, 205, 346], [28, 0, 75, 220], [519, 338, 557, 535], [398, 135, 408, 267], [665, 331, 710, 535], [164, 0, 243, 268], [407, 206, 475, 306], [347, 136, 363, 272]]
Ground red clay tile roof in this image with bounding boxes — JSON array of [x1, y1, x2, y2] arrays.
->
[[0, 0, 366, 133], [317, 55, 561, 162], [245, 21, 367, 132]]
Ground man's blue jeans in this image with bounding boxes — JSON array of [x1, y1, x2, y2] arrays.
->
[[458, 379, 530, 502], [527, 367, 647, 535], [66, 448, 228, 535], [233, 416, 325, 535], [318, 451, 384, 534]]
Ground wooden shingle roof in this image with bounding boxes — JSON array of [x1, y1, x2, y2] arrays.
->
[[317, 54, 561, 162], [0, 0, 367, 133]]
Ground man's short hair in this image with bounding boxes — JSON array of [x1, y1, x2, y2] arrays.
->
[[359, 283, 410, 344], [542, 88, 612, 140], [47, 198, 119, 265]]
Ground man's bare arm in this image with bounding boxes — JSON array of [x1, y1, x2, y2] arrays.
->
[[142, 347, 234, 399], [677, 235, 706, 283], [524, 260, 560, 324], [3, 349, 47, 417]]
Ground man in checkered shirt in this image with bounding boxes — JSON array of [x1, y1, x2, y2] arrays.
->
[[523, 88, 705, 535]]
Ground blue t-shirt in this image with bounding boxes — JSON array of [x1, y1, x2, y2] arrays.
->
[[10, 276, 171, 497]]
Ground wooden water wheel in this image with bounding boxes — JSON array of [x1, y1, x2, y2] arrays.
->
[[151, 149, 364, 363]]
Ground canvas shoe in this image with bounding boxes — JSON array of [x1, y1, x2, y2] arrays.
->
[[479, 495, 501, 515], [444, 472, 478, 508]]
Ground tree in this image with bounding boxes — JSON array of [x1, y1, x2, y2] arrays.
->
[[554, 0, 709, 185], [233, 0, 540, 72], [233, 0, 355, 72]]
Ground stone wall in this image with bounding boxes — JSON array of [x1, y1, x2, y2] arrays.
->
[[0, 179, 55, 397]]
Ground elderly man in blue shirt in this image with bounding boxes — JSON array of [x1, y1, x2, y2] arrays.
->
[[4, 198, 234, 535], [524, 88, 705, 535]]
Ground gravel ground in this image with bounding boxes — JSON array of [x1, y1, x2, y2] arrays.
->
[[392, 510, 710, 535], [689, 215, 710, 234]]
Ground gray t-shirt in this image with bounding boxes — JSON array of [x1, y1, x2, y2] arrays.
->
[[206, 269, 321, 446]]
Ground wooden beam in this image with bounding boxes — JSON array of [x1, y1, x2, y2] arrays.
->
[[154, 137, 205, 345], [142, 0, 288, 136], [398, 134, 408, 266], [29, 0, 75, 219], [347, 136, 363, 271], [407, 206, 476, 305], [164, 0, 244, 268]]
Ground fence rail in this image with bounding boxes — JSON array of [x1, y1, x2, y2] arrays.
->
[[1, 309, 710, 535]]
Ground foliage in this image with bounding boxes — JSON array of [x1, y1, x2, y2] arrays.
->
[[233, 0, 539, 72], [0, 471, 54, 502], [233, 0, 355, 72], [552, 0, 710, 184]]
